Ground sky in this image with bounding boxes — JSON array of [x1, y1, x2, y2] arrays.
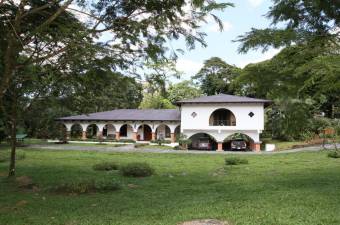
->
[[173, 0, 281, 81], [70, 0, 282, 82]]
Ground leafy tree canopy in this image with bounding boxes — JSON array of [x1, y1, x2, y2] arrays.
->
[[167, 80, 202, 103], [193, 57, 241, 95], [139, 92, 175, 109], [237, 0, 340, 53]]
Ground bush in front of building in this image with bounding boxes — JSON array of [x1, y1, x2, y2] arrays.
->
[[120, 162, 154, 177], [178, 134, 192, 149], [150, 139, 171, 145]]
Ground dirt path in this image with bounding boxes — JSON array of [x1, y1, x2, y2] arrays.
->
[[26, 143, 339, 154]]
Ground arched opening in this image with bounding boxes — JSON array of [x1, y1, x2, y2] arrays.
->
[[103, 124, 116, 140], [86, 124, 98, 139], [156, 124, 171, 140], [70, 124, 83, 139], [223, 133, 254, 151], [209, 108, 236, 126], [174, 125, 181, 142], [188, 133, 217, 151], [119, 124, 133, 139], [137, 124, 152, 141]]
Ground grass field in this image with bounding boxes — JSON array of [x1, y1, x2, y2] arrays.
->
[[0, 147, 340, 225]]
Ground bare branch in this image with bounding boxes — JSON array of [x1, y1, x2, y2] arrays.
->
[[33, 0, 74, 32], [66, 7, 102, 21], [21, 1, 61, 19]]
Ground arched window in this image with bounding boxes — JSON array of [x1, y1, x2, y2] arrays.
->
[[209, 108, 236, 126]]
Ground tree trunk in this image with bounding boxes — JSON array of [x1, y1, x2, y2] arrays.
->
[[8, 95, 17, 177], [8, 122, 16, 177]]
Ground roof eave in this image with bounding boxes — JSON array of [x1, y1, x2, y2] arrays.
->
[[176, 101, 272, 105]]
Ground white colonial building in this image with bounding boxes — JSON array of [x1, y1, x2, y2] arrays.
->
[[57, 94, 271, 152]]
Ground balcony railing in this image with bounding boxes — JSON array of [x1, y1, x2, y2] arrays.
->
[[211, 120, 236, 126]]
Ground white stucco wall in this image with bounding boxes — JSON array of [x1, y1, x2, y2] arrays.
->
[[180, 103, 264, 142]]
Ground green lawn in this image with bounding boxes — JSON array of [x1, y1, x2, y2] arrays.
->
[[1, 148, 340, 225]]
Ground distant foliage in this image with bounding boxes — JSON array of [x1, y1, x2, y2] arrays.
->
[[167, 81, 202, 103], [225, 157, 248, 165], [139, 92, 175, 109], [266, 99, 315, 141], [120, 163, 154, 177]]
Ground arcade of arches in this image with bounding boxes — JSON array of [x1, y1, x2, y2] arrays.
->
[[62, 122, 180, 143]]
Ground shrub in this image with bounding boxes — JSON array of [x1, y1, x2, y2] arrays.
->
[[328, 151, 340, 159], [93, 162, 119, 171], [120, 162, 154, 177], [150, 139, 171, 145], [51, 179, 121, 194], [178, 134, 191, 149], [225, 157, 248, 165]]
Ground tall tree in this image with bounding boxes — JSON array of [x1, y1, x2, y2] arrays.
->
[[193, 57, 240, 95], [144, 60, 182, 98], [139, 92, 175, 109], [234, 43, 340, 117], [0, 0, 233, 104], [167, 80, 202, 103]]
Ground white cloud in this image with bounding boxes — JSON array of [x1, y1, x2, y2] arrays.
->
[[208, 21, 233, 32], [176, 59, 203, 77], [248, 0, 264, 7], [236, 48, 282, 68]]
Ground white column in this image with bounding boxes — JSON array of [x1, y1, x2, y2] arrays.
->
[[168, 123, 181, 133], [64, 123, 73, 132], [63, 123, 73, 140], [96, 123, 106, 139]]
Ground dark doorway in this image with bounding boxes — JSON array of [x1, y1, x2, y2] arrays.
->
[[189, 133, 217, 151], [142, 125, 152, 141]]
